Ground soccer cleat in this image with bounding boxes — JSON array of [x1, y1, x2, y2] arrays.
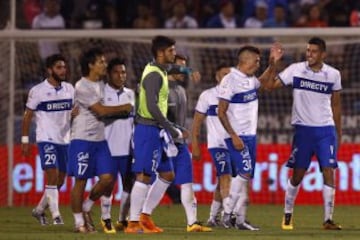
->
[[282, 213, 294, 230], [222, 213, 233, 228], [100, 218, 116, 234], [206, 218, 221, 227], [124, 221, 144, 234], [323, 219, 342, 230], [235, 221, 260, 231], [53, 215, 64, 225], [83, 211, 97, 233], [115, 220, 128, 231], [74, 225, 88, 233], [139, 213, 163, 233], [32, 209, 48, 226], [187, 221, 213, 232]]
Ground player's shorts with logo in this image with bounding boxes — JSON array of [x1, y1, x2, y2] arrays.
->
[[37, 142, 68, 172]]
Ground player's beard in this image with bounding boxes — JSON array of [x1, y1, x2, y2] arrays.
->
[[52, 72, 66, 83]]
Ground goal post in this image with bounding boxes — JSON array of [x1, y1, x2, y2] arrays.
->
[[1, 28, 360, 206]]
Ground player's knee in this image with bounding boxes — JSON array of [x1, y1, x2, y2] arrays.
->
[[159, 171, 175, 182]]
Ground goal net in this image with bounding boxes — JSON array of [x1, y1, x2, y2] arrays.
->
[[2, 28, 360, 206]]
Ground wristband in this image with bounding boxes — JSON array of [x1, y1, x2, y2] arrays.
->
[[21, 136, 29, 144]]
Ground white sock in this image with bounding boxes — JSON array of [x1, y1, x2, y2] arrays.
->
[[119, 191, 130, 222], [142, 177, 171, 215], [100, 195, 113, 220], [223, 175, 247, 214], [284, 179, 300, 214], [323, 184, 335, 221], [234, 180, 248, 224], [129, 181, 149, 221], [181, 183, 197, 225], [45, 185, 60, 219], [82, 198, 95, 213], [209, 200, 222, 220], [73, 212, 84, 227], [35, 193, 48, 213]]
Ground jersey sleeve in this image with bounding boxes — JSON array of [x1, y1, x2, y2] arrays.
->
[[332, 69, 342, 91], [254, 77, 261, 89], [278, 63, 296, 86], [195, 91, 208, 114], [75, 82, 101, 108], [218, 76, 233, 101], [26, 87, 40, 110]]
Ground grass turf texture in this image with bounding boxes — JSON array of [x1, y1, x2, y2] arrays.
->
[[0, 204, 359, 240]]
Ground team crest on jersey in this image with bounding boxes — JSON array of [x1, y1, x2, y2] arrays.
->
[[107, 97, 113, 102], [43, 144, 55, 153], [46, 92, 52, 96]]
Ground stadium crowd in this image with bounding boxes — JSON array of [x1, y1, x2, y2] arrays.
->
[[1, 0, 360, 30]]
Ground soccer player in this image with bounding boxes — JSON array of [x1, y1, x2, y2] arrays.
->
[[192, 63, 231, 226], [270, 37, 342, 230], [99, 58, 136, 233], [145, 54, 212, 232], [218, 44, 283, 230], [125, 36, 188, 233], [68, 48, 132, 233], [22, 54, 74, 225]]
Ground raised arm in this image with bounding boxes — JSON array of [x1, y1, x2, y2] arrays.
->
[[258, 42, 284, 91]]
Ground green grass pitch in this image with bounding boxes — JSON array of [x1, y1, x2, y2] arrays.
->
[[0, 204, 359, 240]]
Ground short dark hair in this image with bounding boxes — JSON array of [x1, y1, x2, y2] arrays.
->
[[237, 45, 261, 57], [107, 57, 126, 73], [80, 48, 104, 76], [174, 54, 188, 62], [308, 37, 326, 52], [151, 35, 176, 58], [45, 54, 66, 69], [215, 62, 229, 72]]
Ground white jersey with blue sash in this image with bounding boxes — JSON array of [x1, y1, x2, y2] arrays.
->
[[278, 62, 342, 127], [217, 67, 260, 137], [26, 79, 74, 144]]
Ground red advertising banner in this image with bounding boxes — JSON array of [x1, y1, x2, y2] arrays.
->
[[1, 144, 360, 206]]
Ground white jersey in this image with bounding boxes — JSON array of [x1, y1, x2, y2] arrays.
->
[[26, 79, 74, 144], [278, 62, 342, 127], [218, 67, 260, 136], [104, 84, 135, 156], [71, 77, 106, 141], [195, 86, 227, 149]]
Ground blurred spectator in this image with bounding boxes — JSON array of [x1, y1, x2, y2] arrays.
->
[[263, 3, 288, 28], [0, 0, 10, 29], [350, 3, 360, 27], [295, 3, 328, 27], [206, 0, 242, 28], [132, 1, 159, 28], [305, 4, 328, 27], [32, 0, 65, 61], [324, 0, 351, 27], [244, 1, 268, 28], [70, 0, 117, 29], [165, 1, 198, 28], [242, 0, 288, 23], [23, 0, 42, 28]]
